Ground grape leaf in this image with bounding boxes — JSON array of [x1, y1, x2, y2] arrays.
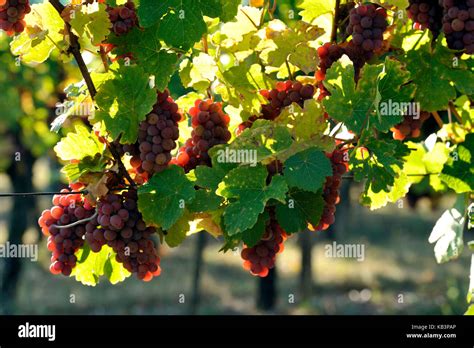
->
[[73, 245, 130, 286], [70, 3, 112, 46], [297, 0, 336, 24], [404, 41, 474, 112], [104, 250, 131, 285], [241, 211, 270, 248], [323, 57, 414, 134], [62, 155, 108, 183], [217, 166, 288, 235], [10, 2, 65, 64], [283, 147, 332, 192], [187, 189, 224, 213], [164, 211, 191, 247], [137, 0, 237, 50], [179, 53, 218, 91], [108, 25, 178, 91], [94, 66, 156, 144], [223, 119, 293, 164], [440, 133, 474, 193], [429, 195, 466, 264], [276, 99, 327, 141], [217, 6, 262, 48], [258, 20, 321, 74], [138, 166, 196, 230], [378, 0, 409, 8], [361, 169, 410, 210], [352, 138, 411, 193], [275, 189, 325, 234], [192, 165, 229, 191], [217, 63, 267, 116], [54, 123, 105, 161]]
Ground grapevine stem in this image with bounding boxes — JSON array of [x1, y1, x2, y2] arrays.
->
[[240, 8, 259, 30], [50, 210, 98, 230], [49, 0, 136, 188], [432, 111, 444, 128], [285, 59, 294, 80], [99, 46, 110, 72], [449, 102, 463, 123], [331, 0, 341, 43]]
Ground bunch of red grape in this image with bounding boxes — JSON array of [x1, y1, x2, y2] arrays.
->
[[0, 0, 31, 36], [309, 149, 348, 232], [241, 214, 287, 277], [239, 81, 316, 131], [126, 90, 181, 180], [441, 0, 474, 53], [346, 4, 388, 52], [38, 190, 95, 276], [172, 99, 231, 172], [407, 0, 443, 36], [391, 111, 431, 140], [85, 189, 161, 281], [107, 1, 138, 36]]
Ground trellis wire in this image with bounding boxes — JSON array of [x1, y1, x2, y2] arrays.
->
[[0, 173, 441, 198]]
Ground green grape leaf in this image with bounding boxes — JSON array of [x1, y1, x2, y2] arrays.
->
[[258, 20, 321, 74], [440, 134, 474, 194], [283, 147, 332, 192], [10, 2, 65, 64], [137, 0, 234, 50], [70, 3, 112, 46], [218, 166, 288, 235], [217, 6, 262, 48], [217, 63, 267, 116], [54, 123, 104, 161], [275, 189, 325, 234], [423, 141, 451, 191], [73, 245, 130, 286], [361, 169, 410, 210], [404, 41, 474, 112], [352, 138, 410, 193], [374, 58, 416, 132], [62, 156, 108, 183], [193, 165, 229, 191], [241, 211, 270, 248], [187, 189, 223, 213], [323, 58, 414, 134], [428, 195, 466, 264], [223, 119, 293, 164], [94, 66, 156, 144], [164, 211, 192, 247], [138, 166, 196, 230], [219, 0, 241, 22], [276, 99, 327, 141], [179, 53, 218, 91], [108, 25, 179, 91], [104, 250, 131, 285], [378, 0, 409, 8], [297, 0, 336, 24]]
